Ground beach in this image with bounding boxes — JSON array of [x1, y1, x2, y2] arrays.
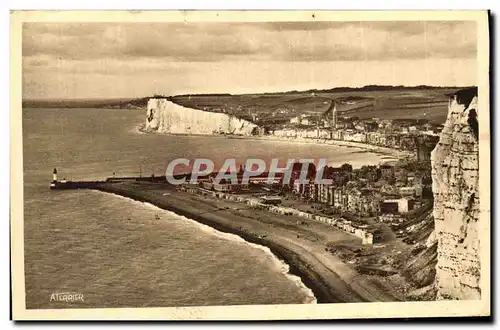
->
[[137, 124, 411, 165], [95, 180, 403, 303], [226, 135, 411, 160]]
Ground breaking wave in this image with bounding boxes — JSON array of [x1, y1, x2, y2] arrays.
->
[[141, 201, 317, 304], [105, 192, 317, 304]]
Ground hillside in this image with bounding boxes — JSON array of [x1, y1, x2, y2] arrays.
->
[[171, 87, 463, 125], [23, 85, 469, 124], [326, 204, 436, 301]]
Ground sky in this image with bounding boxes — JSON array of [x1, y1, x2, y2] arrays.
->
[[22, 21, 477, 99]]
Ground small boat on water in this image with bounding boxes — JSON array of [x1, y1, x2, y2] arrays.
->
[[155, 214, 160, 220]]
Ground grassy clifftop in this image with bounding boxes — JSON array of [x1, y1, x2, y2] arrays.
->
[[23, 85, 471, 124], [171, 86, 467, 125]]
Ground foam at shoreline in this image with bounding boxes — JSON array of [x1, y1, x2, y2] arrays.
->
[[99, 191, 317, 304]]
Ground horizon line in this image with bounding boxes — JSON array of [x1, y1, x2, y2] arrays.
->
[[22, 84, 475, 102]]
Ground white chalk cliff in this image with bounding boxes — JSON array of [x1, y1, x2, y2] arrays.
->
[[431, 87, 480, 300], [145, 98, 260, 135]]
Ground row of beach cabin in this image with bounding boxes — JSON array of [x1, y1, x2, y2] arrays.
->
[[178, 184, 374, 245]]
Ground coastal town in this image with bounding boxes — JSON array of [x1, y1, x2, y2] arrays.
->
[[16, 13, 488, 321], [45, 87, 479, 304], [175, 102, 439, 248], [267, 101, 441, 158], [46, 95, 443, 302]]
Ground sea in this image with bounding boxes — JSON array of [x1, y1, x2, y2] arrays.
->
[[22, 107, 393, 309]]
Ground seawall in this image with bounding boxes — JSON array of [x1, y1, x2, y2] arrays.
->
[[145, 98, 260, 135]]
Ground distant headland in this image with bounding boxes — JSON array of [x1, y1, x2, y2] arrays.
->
[[22, 85, 471, 111]]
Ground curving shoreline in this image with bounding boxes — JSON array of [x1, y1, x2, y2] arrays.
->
[[137, 124, 410, 162], [93, 182, 400, 304], [110, 193, 317, 304], [96, 184, 337, 303], [226, 135, 410, 159]]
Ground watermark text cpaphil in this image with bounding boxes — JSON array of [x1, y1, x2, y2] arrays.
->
[[165, 158, 333, 185]]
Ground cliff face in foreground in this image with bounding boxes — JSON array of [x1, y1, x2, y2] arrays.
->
[[431, 87, 480, 300], [145, 98, 260, 135]]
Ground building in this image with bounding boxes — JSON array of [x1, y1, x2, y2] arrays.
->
[[347, 189, 362, 214], [259, 196, 282, 205], [399, 186, 416, 197], [333, 188, 344, 209], [362, 232, 374, 245], [317, 184, 335, 206], [380, 199, 399, 214], [365, 121, 379, 132], [213, 183, 237, 192], [293, 181, 305, 195], [342, 188, 380, 216], [308, 183, 318, 201], [381, 198, 415, 214], [400, 135, 417, 151], [360, 189, 381, 216], [397, 197, 415, 213], [342, 220, 354, 233], [327, 185, 335, 206], [332, 130, 344, 140], [344, 132, 367, 143], [316, 128, 331, 139], [355, 122, 366, 131], [379, 164, 395, 181]]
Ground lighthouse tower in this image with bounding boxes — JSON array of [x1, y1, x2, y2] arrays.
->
[[53, 168, 58, 182]]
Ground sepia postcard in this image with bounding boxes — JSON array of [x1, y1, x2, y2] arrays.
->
[[10, 10, 490, 320]]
